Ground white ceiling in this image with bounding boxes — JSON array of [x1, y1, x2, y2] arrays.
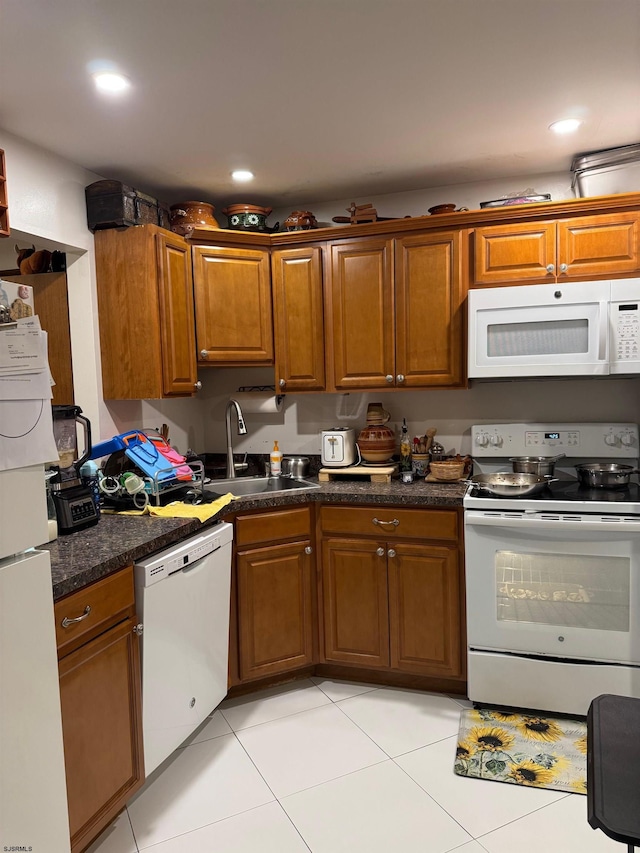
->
[[1, 0, 640, 209]]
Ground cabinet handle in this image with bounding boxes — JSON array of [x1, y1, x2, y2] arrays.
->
[[559, 263, 568, 274], [304, 546, 313, 555], [385, 374, 394, 383], [194, 381, 202, 391], [133, 623, 144, 636], [387, 548, 396, 558], [376, 547, 385, 556], [546, 264, 555, 274], [396, 374, 405, 384], [372, 517, 399, 528], [61, 605, 91, 628], [279, 378, 286, 388], [199, 349, 208, 359]]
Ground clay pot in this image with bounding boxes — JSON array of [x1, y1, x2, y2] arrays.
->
[[428, 204, 469, 215], [283, 210, 318, 231], [357, 424, 396, 463], [222, 204, 273, 231], [170, 201, 218, 235], [357, 402, 395, 463]]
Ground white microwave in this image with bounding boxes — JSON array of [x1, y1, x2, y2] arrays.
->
[[468, 279, 640, 379]]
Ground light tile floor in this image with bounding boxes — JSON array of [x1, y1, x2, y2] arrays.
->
[[87, 678, 622, 853]]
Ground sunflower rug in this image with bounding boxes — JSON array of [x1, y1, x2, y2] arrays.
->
[[454, 707, 587, 795]]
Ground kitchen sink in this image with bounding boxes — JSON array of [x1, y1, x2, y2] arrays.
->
[[204, 475, 321, 498]]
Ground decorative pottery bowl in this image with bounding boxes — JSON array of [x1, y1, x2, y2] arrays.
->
[[357, 424, 396, 464], [169, 201, 218, 235], [283, 210, 318, 231], [222, 204, 272, 232]]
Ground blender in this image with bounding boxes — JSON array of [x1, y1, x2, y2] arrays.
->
[[49, 405, 99, 534]]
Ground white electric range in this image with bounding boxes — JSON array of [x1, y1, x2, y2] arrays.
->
[[464, 422, 640, 716]]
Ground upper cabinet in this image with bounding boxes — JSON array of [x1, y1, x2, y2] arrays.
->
[[326, 237, 395, 390], [271, 245, 325, 391], [193, 245, 273, 365], [95, 225, 199, 399], [472, 210, 640, 286], [395, 230, 465, 387], [325, 231, 465, 390]]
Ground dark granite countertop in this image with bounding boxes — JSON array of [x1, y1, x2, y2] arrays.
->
[[43, 477, 467, 600]]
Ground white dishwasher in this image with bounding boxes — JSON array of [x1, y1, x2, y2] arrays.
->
[[134, 522, 233, 775]]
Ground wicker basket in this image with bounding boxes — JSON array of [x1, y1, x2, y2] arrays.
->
[[429, 460, 466, 481]]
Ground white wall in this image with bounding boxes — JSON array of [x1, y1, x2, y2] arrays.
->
[[199, 367, 640, 459], [271, 171, 575, 229]]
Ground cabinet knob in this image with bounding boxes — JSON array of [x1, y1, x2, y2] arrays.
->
[[279, 378, 286, 388], [376, 547, 385, 556], [396, 374, 405, 384], [559, 263, 568, 274], [61, 605, 91, 628], [194, 381, 202, 391], [304, 546, 313, 555], [546, 264, 555, 274], [387, 548, 396, 558], [199, 349, 208, 359], [385, 374, 394, 383], [133, 623, 144, 636]]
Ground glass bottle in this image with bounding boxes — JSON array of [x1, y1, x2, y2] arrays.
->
[[399, 418, 412, 472]]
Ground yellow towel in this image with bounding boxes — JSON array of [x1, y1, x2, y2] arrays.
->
[[148, 493, 235, 522], [103, 493, 236, 522]]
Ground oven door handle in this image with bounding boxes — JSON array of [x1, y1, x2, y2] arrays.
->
[[465, 512, 640, 534]]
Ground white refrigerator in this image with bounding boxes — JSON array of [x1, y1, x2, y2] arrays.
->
[[0, 464, 71, 852]]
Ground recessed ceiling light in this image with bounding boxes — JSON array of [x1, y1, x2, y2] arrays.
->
[[549, 118, 582, 134], [231, 170, 254, 183], [92, 72, 131, 94]]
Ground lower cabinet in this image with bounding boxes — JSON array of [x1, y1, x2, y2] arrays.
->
[[233, 506, 316, 683], [320, 505, 464, 679], [55, 567, 144, 853]]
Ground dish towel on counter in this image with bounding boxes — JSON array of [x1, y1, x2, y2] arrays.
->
[[103, 493, 236, 522]]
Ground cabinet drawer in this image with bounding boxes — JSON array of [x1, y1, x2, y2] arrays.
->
[[236, 506, 311, 548], [319, 505, 458, 541], [55, 566, 135, 657]]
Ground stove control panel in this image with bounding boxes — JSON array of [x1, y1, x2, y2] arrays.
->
[[471, 423, 639, 457]]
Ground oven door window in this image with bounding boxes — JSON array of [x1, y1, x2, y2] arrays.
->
[[496, 550, 629, 632]]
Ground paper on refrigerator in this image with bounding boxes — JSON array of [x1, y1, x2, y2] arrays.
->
[[0, 318, 58, 471]]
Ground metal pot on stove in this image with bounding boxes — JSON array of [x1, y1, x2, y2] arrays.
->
[[510, 454, 565, 477], [574, 463, 640, 489]]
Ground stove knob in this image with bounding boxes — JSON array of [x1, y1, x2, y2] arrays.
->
[[604, 433, 618, 446], [475, 432, 489, 447], [621, 432, 635, 447], [489, 434, 503, 447]]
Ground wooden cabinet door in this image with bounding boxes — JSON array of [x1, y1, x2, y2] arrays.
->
[[156, 231, 198, 395], [321, 537, 390, 668], [59, 617, 144, 853], [272, 246, 326, 391], [395, 231, 465, 387], [193, 245, 273, 364], [557, 211, 640, 279], [388, 542, 462, 678], [326, 239, 395, 389], [237, 540, 314, 680], [473, 221, 557, 285]]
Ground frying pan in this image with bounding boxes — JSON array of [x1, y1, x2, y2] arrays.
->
[[469, 472, 557, 497]]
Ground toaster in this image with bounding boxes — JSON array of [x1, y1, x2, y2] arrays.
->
[[321, 428, 356, 467]]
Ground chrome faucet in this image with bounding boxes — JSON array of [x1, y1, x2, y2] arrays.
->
[[225, 399, 247, 478]]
